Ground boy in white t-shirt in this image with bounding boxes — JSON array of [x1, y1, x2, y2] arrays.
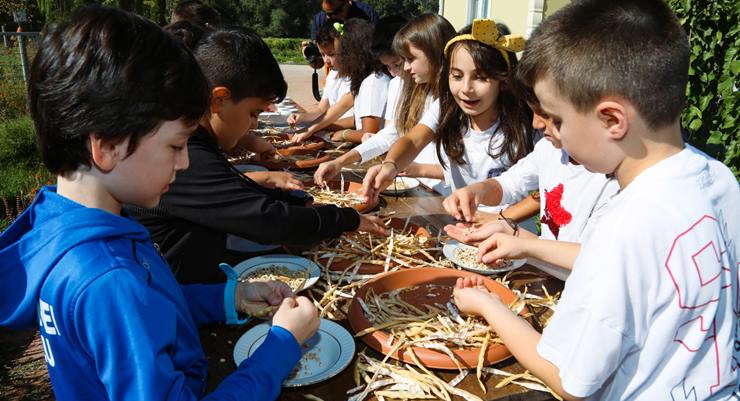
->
[[442, 93, 619, 278], [452, 1, 740, 399], [288, 19, 353, 126]]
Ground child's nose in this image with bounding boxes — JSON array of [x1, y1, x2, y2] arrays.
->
[[176, 146, 189, 171]]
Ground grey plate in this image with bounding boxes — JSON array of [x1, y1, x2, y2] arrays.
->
[[233, 254, 321, 292], [233, 319, 355, 387], [443, 240, 526, 275]]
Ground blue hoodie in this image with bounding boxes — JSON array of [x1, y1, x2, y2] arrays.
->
[[0, 187, 301, 400]]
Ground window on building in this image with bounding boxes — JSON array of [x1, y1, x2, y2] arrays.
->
[[468, 0, 490, 23]]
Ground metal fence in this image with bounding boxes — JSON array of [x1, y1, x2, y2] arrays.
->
[[0, 31, 41, 88]]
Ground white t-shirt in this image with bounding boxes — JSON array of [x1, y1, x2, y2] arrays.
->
[[538, 145, 740, 400], [355, 90, 441, 174], [438, 121, 510, 191], [496, 138, 619, 242], [384, 76, 402, 123], [353, 72, 390, 130], [322, 69, 353, 119]]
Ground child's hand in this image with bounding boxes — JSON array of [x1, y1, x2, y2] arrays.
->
[[478, 233, 527, 265], [442, 183, 487, 222], [249, 137, 276, 161], [314, 160, 340, 186], [361, 163, 396, 203], [287, 113, 302, 126], [444, 220, 513, 245], [453, 277, 502, 316], [247, 171, 304, 191], [272, 296, 320, 345], [235, 280, 294, 318], [291, 130, 314, 143], [357, 214, 390, 236]]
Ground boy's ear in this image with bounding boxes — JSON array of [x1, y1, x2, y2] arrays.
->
[[595, 100, 629, 141], [210, 86, 232, 113], [89, 134, 126, 173]]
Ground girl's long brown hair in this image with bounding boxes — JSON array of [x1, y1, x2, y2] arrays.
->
[[337, 18, 386, 96], [391, 14, 456, 135], [436, 39, 534, 169]]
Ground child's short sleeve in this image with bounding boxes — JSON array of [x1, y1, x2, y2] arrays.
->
[[418, 99, 440, 132], [383, 76, 402, 123], [536, 217, 635, 397], [354, 73, 390, 130]]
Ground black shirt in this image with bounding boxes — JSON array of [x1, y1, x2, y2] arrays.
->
[[128, 126, 360, 284], [310, 0, 379, 40]]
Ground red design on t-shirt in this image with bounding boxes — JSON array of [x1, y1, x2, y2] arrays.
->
[[541, 183, 572, 239]]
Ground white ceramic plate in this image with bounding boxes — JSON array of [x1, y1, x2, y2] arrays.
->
[[380, 177, 420, 195], [233, 254, 321, 292], [233, 319, 355, 387], [443, 240, 526, 275]]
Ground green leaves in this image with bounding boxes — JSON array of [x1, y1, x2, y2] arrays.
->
[[667, 0, 740, 177]]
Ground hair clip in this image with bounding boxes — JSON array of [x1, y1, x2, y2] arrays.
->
[[333, 22, 344, 36]]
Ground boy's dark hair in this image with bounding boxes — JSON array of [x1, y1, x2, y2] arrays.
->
[[29, 6, 209, 176], [316, 17, 342, 47], [518, 0, 689, 129], [171, 0, 220, 27], [436, 24, 534, 169], [194, 27, 287, 103], [164, 20, 210, 50], [371, 15, 408, 57], [337, 18, 386, 96]]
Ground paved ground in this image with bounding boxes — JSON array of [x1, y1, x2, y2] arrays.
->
[[279, 63, 326, 110]]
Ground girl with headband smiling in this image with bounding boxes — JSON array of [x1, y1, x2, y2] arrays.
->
[[363, 19, 536, 200]]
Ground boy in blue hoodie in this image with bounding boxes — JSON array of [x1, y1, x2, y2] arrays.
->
[[0, 6, 319, 400]]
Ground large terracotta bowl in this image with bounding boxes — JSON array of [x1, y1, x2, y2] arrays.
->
[[320, 217, 432, 274], [348, 268, 525, 369]]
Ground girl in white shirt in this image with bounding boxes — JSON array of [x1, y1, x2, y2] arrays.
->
[[288, 19, 353, 126], [314, 13, 456, 185], [294, 19, 390, 143], [362, 20, 536, 199]]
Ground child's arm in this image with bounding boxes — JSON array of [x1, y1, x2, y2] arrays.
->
[[76, 269, 305, 401], [478, 233, 581, 270], [245, 171, 303, 191], [329, 115, 382, 143], [287, 99, 330, 126], [453, 277, 584, 401], [402, 162, 445, 179], [361, 122, 436, 201], [502, 192, 540, 222], [233, 133, 275, 160], [292, 92, 354, 142], [313, 149, 362, 186]]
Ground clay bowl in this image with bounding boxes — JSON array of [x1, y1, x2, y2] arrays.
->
[[256, 151, 332, 171], [348, 268, 525, 369], [320, 217, 432, 274], [309, 180, 378, 214]]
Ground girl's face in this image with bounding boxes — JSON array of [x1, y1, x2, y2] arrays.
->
[[448, 46, 501, 123], [403, 45, 431, 84], [379, 53, 403, 78], [317, 39, 340, 70]]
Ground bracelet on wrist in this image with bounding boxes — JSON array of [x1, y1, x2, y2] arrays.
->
[[498, 210, 519, 237], [381, 160, 399, 175]]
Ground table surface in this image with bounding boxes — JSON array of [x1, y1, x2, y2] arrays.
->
[[200, 171, 562, 401]]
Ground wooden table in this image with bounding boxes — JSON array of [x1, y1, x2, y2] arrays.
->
[[200, 177, 562, 401]]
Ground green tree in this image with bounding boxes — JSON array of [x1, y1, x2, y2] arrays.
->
[[667, 0, 740, 177], [365, 0, 438, 18]]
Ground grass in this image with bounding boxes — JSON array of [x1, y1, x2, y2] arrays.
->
[[264, 37, 306, 64]]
